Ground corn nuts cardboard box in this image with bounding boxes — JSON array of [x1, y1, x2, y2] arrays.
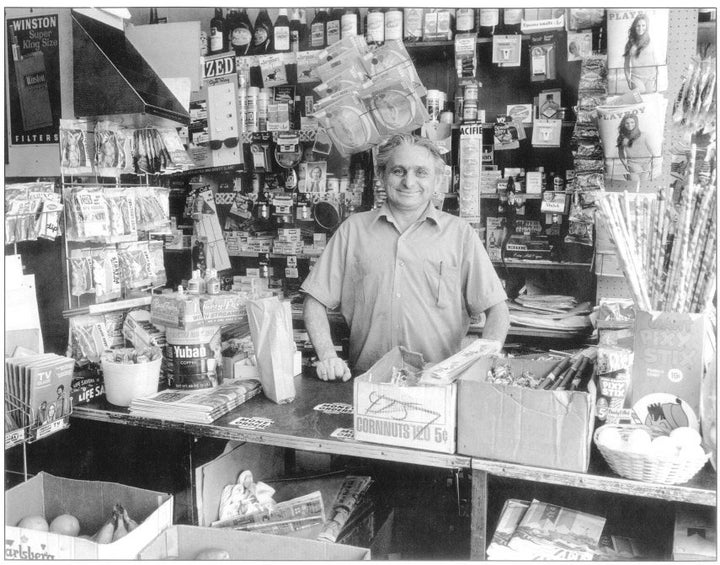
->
[[457, 357, 596, 472], [138, 525, 371, 560], [353, 347, 457, 454], [4, 472, 173, 559], [150, 291, 246, 329]]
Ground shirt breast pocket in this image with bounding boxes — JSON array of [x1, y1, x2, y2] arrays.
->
[[423, 259, 459, 309]]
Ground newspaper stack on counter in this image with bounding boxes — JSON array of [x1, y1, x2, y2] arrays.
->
[[128, 379, 261, 424], [418, 338, 501, 386], [509, 294, 594, 333]]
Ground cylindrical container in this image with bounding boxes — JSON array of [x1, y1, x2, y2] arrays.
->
[[257, 88, 269, 132], [462, 100, 478, 122], [385, 9, 403, 40], [426, 89, 446, 122], [246, 86, 259, 132], [440, 111, 454, 124], [102, 352, 162, 407], [165, 325, 222, 389], [464, 82, 479, 102], [326, 175, 339, 192], [339, 176, 350, 192], [238, 88, 247, 133]]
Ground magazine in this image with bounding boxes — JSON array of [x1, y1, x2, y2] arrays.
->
[[506, 499, 606, 560], [129, 379, 262, 424]]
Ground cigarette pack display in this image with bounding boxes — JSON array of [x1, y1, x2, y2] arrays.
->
[[354, 347, 457, 454], [458, 357, 596, 472]]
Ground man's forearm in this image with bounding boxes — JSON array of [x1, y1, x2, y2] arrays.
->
[[482, 301, 510, 346], [303, 294, 338, 361]]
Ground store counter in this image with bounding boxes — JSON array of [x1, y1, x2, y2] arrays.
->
[[72, 373, 717, 560]]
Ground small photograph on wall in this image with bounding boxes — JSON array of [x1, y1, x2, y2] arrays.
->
[[6, 14, 62, 145]]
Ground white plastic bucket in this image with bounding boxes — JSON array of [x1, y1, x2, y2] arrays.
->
[[101, 357, 162, 407]]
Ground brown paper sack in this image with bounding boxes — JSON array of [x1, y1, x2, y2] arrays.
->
[[246, 296, 296, 404]]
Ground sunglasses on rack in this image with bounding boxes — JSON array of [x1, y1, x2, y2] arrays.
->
[[202, 137, 240, 150]]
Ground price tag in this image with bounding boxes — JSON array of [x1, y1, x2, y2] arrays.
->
[[5, 428, 25, 449], [35, 417, 68, 440]]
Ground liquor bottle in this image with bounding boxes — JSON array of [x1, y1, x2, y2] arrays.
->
[[365, 8, 385, 45], [341, 7, 361, 38], [310, 8, 328, 49], [250, 9, 273, 55], [326, 8, 342, 45], [478, 8, 499, 38], [209, 8, 226, 54], [502, 8, 523, 34], [298, 9, 310, 50], [289, 9, 304, 52], [384, 8, 403, 41], [273, 9, 291, 53], [226, 8, 254, 56], [455, 8, 476, 35]]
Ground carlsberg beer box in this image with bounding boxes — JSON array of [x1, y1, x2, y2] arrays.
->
[[4, 472, 173, 560], [631, 309, 710, 419], [354, 347, 457, 454]]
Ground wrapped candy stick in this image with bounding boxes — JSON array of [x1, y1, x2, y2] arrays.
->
[[689, 229, 716, 312], [650, 191, 669, 307]]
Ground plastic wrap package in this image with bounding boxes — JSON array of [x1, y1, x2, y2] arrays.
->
[[246, 296, 296, 404], [314, 92, 381, 157], [365, 40, 426, 96], [362, 76, 429, 136], [94, 121, 123, 177], [59, 118, 93, 176]]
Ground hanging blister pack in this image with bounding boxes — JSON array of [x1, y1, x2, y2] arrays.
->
[[314, 92, 381, 157], [94, 121, 122, 177], [365, 40, 426, 96], [64, 186, 110, 241], [105, 188, 138, 242], [59, 119, 93, 176], [361, 77, 429, 136], [317, 34, 369, 64], [529, 33, 557, 82], [91, 247, 122, 303]]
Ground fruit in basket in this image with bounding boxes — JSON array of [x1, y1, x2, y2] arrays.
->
[[49, 514, 81, 536], [670, 426, 702, 447], [194, 548, 231, 560], [597, 426, 623, 450], [651, 435, 680, 457], [92, 513, 116, 544], [17, 515, 50, 531], [625, 428, 652, 453]]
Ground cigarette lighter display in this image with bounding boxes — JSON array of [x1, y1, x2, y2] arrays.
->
[[14, 50, 54, 132]]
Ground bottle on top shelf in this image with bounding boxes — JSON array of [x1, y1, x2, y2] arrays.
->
[[404, 8, 423, 42], [209, 8, 226, 54], [273, 8, 291, 53], [250, 9, 273, 55], [226, 8, 253, 56], [365, 7, 385, 45], [502, 8, 523, 34], [478, 8, 499, 37], [384, 8, 403, 41], [326, 8, 343, 45], [310, 8, 328, 49], [341, 7, 361, 38]]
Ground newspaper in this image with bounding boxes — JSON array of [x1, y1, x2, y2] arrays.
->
[[128, 379, 261, 423], [317, 476, 373, 543], [486, 499, 531, 561], [506, 499, 606, 560], [211, 491, 325, 535]]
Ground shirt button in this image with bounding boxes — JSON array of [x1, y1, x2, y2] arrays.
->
[[399, 261, 405, 267], [396, 293, 401, 298]]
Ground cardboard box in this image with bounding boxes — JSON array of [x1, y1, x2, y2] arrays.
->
[[138, 525, 370, 560], [457, 357, 596, 472], [354, 347, 457, 454], [150, 292, 247, 330], [4, 472, 173, 560], [631, 309, 709, 418]]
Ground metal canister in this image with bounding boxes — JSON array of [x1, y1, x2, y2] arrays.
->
[[426, 89, 446, 122], [464, 82, 479, 102], [462, 100, 478, 123]]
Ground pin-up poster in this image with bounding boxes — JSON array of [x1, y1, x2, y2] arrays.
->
[[6, 14, 61, 145]]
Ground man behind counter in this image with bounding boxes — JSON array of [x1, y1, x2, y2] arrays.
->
[[301, 134, 510, 382]]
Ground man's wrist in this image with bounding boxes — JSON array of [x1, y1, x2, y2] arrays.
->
[[318, 351, 339, 362]]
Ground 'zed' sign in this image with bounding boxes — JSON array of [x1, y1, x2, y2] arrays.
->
[[203, 54, 237, 80]]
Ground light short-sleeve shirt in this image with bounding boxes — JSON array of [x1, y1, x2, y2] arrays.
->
[[301, 203, 507, 373]]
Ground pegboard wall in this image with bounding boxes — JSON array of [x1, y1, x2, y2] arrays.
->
[[596, 8, 703, 303]]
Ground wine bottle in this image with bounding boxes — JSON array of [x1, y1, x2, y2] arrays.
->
[[289, 8, 304, 52], [403, 8, 423, 42], [384, 8, 403, 41], [250, 9, 273, 55], [478, 8, 499, 38], [365, 7, 385, 45], [227, 8, 253, 56], [310, 8, 328, 49], [326, 8, 342, 45], [455, 8, 476, 35], [209, 8, 226, 54], [341, 7, 361, 38], [273, 8, 291, 53], [299, 9, 309, 50]]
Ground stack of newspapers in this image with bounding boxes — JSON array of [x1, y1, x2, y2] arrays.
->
[[129, 379, 262, 424]]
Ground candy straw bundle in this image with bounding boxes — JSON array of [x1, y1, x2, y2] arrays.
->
[[597, 145, 716, 313]]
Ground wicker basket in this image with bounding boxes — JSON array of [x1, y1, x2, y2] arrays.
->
[[594, 424, 710, 485]]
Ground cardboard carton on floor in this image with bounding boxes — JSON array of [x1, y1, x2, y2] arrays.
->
[[457, 357, 596, 472], [4, 472, 173, 560], [138, 525, 371, 560], [354, 347, 457, 454]]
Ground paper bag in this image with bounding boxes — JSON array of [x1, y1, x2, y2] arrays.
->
[[246, 296, 296, 404]]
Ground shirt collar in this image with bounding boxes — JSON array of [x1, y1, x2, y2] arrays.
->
[[375, 201, 441, 228]]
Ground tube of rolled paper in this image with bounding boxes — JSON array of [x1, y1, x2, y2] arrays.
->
[[570, 357, 595, 391], [537, 357, 571, 390], [550, 354, 583, 390], [556, 356, 589, 391]]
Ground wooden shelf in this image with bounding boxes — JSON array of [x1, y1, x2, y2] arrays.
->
[[492, 260, 593, 271]]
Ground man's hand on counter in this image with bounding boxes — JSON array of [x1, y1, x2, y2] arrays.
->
[[314, 355, 351, 382]]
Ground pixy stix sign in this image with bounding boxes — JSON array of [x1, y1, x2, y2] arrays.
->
[[6, 14, 61, 145]]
